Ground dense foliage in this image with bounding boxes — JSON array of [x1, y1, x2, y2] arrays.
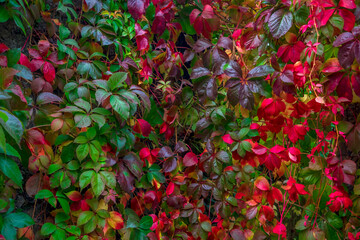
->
[[1, 0, 360, 239]]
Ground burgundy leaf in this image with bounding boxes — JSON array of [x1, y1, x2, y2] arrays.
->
[[337, 75, 353, 101], [190, 67, 211, 79], [247, 65, 274, 79], [127, 0, 149, 21], [183, 152, 198, 167], [352, 74, 360, 96], [38, 40, 50, 57]]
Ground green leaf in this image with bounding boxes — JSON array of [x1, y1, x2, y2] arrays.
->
[[1, 220, 16, 240], [74, 135, 88, 144], [91, 173, 104, 197], [329, 15, 344, 30], [52, 228, 66, 240], [7, 212, 34, 228], [83, 216, 97, 234], [41, 222, 57, 235], [110, 95, 130, 119], [89, 143, 100, 162], [0, 6, 10, 22], [0, 155, 23, 187], [58, 198, 70, 215], [139, 216, 153, 230], [201, 221, 212, 232], [35, 189, 54, 199], [48, 164, 63, 174], [325, 211, 343, 229], [100, 171, 116, 188], [76, 143, 89, 161], [77, 211, 94, 226], [59, 25, 71, 41], [6, 48, 21, 67], [79, 170, 95, 189], [108, 72, 128, 91], [96, 209, 110, 219], [295, 219, 308, 231], [0, 109, 24, 145], [74, 114, 92, 128]]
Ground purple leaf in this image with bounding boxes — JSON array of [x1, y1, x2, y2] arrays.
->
[[224, 60, 242, 79], [268, 9, 293, 39], [333, 32, 354, 47], [338, 41, 355, 68]]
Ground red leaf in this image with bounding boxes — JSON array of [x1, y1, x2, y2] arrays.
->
[[43, 61, 55, 82], [183, 152, 198, 167], [30, 59, 45, 72], [202, 5, 215, 19], [222, 134, 234, 144], [133, 119, 152, 137], [339, 9, 355, 32], [66, 191, 82, 201], [0, 43, 9, 54], [273, 223, 287, 238], [19, 54, 31, 69], [107, 211, 124, 230], [139, 148, 151, 159], [135, 24, 150, 54], [28, 49, 42, 60], [254, 176, 270, 191], [339, 0, 356, 9], [166, 182, 175, 196], [322, 58, 343, 73]]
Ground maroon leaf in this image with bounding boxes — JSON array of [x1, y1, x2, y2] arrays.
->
[[224, 60, 242, 79], [183, 152, 198, 167], [193, 38, 212, 53], [247, 65, 274, 79], [123, 152, 143, 178], [206, 78, 217, 100], [152, 10, 166, 35], [337, 75, 353, 101], [217, 35, 233, 49], [230, 229, 246, 240], [36, 92, 62, 105], [163, 157, 177, 173], [158, 146, 174, 158], [127, 0, 149, 21], [326, 72, 344, 93], [279, 70, 294, 84], [351, 74, 360, 96], [38, 40, 50, 57], [190, 67, 211, 79]]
